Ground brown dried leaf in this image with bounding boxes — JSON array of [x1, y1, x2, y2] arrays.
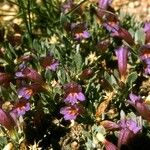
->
[[96, 100, 109, 117], [95, 92, 114, 118]]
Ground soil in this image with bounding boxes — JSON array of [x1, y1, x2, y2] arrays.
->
[[112, 0, 150, 21], [0, 0, 150, 23]]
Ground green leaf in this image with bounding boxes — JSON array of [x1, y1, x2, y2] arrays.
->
[[127, 72, 138, 86], [134, 28, 145, 44], [74, 52, 82, 74]]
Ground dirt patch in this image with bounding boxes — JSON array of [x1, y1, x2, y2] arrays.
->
[[112, 0, 150, 21]]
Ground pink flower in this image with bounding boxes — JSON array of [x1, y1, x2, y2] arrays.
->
[[15, 65, 43, 83], [144, 21, 150, 44], [118, 119, 141, 148], [40, 52, 59, 71], [64, 82, 85, 105], [71, 23, 90, 40], [60, 105, 81, 120], [139, 44, 150, 75], [101, 119, 142, 149], [104, 140, 118, 150], [115, 46, 128, 81], [104, 22, 134, 45], [18, 83, 43, 99], [128, 93, 150, 122], [98, 0, 112, 9], [11, 99, 30, 116]]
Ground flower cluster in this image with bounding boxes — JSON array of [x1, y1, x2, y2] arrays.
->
[[1, 0, 150, 149], [60, 82, 85, 120], [101, 118, 142, 149], [128, 93, 150, 121]]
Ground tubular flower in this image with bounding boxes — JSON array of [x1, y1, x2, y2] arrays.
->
[[98, 0, 112, 9], [113, 27, 134, 46], [101, 119, 141, 149], [18, 83, 43, 100], [115, 46, 128, 82], [128, 93, 150, 122], [96, 133, 117, 150], [64, 82, 85, 105], [104, 23, 134, 45], [11, 98, 30, 116], [15, 64, 43, 84], [71, 23, 90, 40], [139, 44, 150, 75], [101, 120, 120, 131], [0, 108, 16, 130], [144, 21, 150, 44], [40, 52, 59, 71], [97, 0, 114, 19], [118, 119, 141, 148], [60, 105, 80, 120], [18, 87, 33, 99]]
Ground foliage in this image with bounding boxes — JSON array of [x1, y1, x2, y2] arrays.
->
[[0, 0, 150, 149]]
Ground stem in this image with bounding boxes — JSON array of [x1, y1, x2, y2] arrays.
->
[[66, 0, 88, 15], [17, 0, 33, 42]]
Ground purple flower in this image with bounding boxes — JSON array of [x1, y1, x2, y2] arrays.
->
[[112, 28, 134, 46], [71, 23, 90, 40], [104, 23, 134, 45], [119, 119, 141, 134], [144, 59, 150, 74], [128, 93, 150, 122], [102, 118, 141, 149], [18, 83, 43, 99], [115, 46, 128, 82], [98, 0, 112, 9], [144, 21, 150, 44], [15, 65, 43, 83], [118, 119, 141, 148], [74, 30, 90, 40], [60, 105, 80, 120], [61, 0, 74, 13], [97, 0, 116, 22], [103, 22, 119, 33], [139, 45, 150, 74], [64, 82, 85, 105], [0, 108, 16, 130], [139, 44, 150, 60], [12, 99, 30, 116], [40, 53, 59, 71], [104, 140, 117, 150], [144, 22, 150, 32], [18, 87, 33, 99], [101, 120, 120, 131]]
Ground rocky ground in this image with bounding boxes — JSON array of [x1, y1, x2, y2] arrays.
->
[[0, 0, 150, 23], [112, 0, 150, 21]]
